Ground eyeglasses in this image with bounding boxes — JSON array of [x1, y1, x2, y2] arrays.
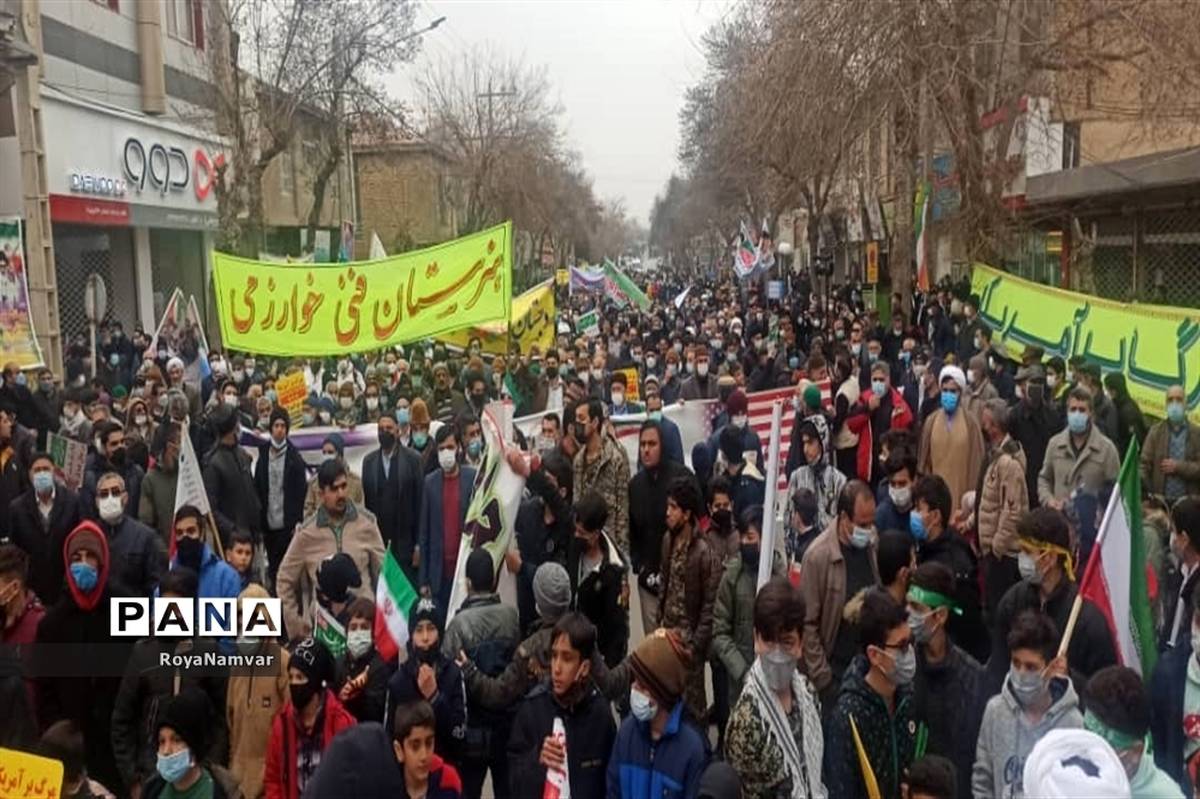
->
[[97, 488, 124, 499]]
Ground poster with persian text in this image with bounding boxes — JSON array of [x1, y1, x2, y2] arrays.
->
[[0, 217, 44, 369]]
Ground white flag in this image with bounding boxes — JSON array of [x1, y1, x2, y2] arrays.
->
[[174, 430, 211, 517], [369, 232, 387, 260], [673, 286, 691, 310]]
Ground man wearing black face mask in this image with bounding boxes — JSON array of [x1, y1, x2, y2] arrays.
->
[[362, 414, 423, 579], [81, 422, 143, 519], [1010, 365, 1060, 509], [386, 597, 466, 759], [169, 505, 240, 610]]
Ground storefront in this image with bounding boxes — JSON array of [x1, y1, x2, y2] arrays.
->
[[41, 87, 225, 342]]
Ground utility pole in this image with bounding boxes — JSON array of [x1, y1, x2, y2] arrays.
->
[[477, 78, 516, 143]]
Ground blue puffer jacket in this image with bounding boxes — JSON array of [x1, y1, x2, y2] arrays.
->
[[607, 701, 708, 799], [170, 543, 242, 602]]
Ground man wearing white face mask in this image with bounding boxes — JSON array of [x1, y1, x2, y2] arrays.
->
[[973, 609, 1083, 799], [680, 345, 718, 401], [417, 425, 477, 622], [609, 627, 709, 799], [988, 507, 1116, 694], [726, 577, 825, 799], [92, 471, 165, 597], [254, 408, 308, 586], [825, 589, 916, 799]]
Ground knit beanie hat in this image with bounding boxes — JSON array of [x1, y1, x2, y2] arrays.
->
[[533, 561, 571, 622], [803, 384, 822, 410], [322, 432, 346, 456], [629, 628, 690, 708], [725, 390, 748, 415], [409, 596, 442, 636], [465, 548, 495, 593], [156, 686, 213, 758], [290, 637, 334, 687], [316, 552, 361, 604], [410, 399, 431, 426]]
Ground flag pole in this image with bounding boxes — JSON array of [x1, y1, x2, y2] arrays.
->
[[757, 399, 784, 591], [1056, 441, 1137, 658]]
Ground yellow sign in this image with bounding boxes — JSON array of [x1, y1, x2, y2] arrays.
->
[[438, 280, 555, 355], [0, 747, 64, 799], [972, 263, 1200, 422], [213, 222, 512, 356], [865, 241, 879, 284], [275, 370, 308, 427], [555, 268, 569, 287], [616, 366, 640, 402]]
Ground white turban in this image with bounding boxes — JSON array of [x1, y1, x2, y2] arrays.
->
[[167, 357, 184, 373], [1022, 729, 1130, 799], [939, 365, 967, 392]]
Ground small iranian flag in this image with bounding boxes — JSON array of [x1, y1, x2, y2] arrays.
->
[[733, 221, 759, 279], [374, 549, 418, 663], [1078, 441, 1157, 677]]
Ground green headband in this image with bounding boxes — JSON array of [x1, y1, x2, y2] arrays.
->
[[1083, 710, 1141, 751], [907, 585, 962, 615]]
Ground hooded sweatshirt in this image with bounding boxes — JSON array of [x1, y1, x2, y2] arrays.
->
[[971, 673, 1083, 799]]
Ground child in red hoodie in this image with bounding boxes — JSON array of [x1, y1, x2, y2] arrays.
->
[[264, 637, 357, 799]]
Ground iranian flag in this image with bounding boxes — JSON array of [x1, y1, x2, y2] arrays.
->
[[733, 221, 759, 279], [1078, 441, 1157, 677], [374, 549, 418, 663], [914, 182, 931, 292]]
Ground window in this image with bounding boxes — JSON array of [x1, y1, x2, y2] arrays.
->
[[279, 149, 294, 196], [165, 0, 204, 49], [1062, 122, 1081, 170], [92, 0, 120, 10]]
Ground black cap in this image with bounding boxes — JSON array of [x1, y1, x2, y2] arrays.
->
[[316, 552, 361, 604]]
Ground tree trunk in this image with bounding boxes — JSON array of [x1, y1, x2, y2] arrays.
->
[[305, 145, 342, 253]]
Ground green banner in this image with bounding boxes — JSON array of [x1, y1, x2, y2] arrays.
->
[[213, 222, 512, 356], [603, 260, 651, 312], [972, 263, 1200, 422]]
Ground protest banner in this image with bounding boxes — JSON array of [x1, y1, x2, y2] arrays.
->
[[602, 259, 651, 312], [445, 402, 522, 626], [972, 262, 1200, 422], [569, 265, 606, 295], [275, 370, 309, 427], [0, 217, 45, 369], [314, 602, 347, 658], [213, 222, 512, 356], [147, 287, 185, 357], [577, 309, 600, 338], [46, 432, 87, 490], [555, 267, 569, 287], [437, 279, 555, 355], [0, 747, 64, 799]]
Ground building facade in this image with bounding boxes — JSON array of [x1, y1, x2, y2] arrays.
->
[[352, 139, 460, 255]]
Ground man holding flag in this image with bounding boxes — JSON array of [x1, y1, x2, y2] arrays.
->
[[987, 506, 1117, 693]]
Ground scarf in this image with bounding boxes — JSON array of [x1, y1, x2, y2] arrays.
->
[[746, 657, 811, 799]]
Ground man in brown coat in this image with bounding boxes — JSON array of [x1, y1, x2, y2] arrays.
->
[[799, 480, 879, 703], [1141, 384, 1200, 502], [975, 399, 1029, 617], [658, 476, 720, 722]]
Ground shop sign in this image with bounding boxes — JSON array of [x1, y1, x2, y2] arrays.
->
[[68, 171, 128, 198], [122, 137, 226, 203]]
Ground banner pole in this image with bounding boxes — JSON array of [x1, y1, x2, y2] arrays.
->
[[757, 399, 784, 591]]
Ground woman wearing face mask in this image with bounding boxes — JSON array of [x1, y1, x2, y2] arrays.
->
[[824, 589, 916, 799], [335, 598, 393, 724], [609, 628, 708, 799], [333, 382, 361, 429], [906, 562, 988, 799], [140, 687, 242, 799], [727, 577, 825, 799], [125, 397, 157, 445], [973, 609, 1082, 799], [360, 380, 385, 424]]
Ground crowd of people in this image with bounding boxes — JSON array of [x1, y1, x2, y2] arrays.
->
[[0, 270, 1197, 799]]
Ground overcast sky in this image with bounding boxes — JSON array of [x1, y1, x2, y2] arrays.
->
[[385, 0, 734, 226]]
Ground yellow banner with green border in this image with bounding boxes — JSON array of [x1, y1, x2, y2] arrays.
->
[[438, 279, 555, 355], [213, 222, 512, 356], [972, 263, 1200, 421]]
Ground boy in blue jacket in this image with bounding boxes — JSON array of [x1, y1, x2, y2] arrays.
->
[[607, 627, 708, 799]]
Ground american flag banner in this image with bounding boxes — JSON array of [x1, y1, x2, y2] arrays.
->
[[745, 381, 831, 490]]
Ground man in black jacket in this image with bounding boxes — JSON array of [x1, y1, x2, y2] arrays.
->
[[0, 407, 35, 540], [627, 420, 697, 637], [1010, 365, 1062, 509], [110, 567, 228, 798], [510, 450, 573, 635], [253, 407, 308, 585], [93, 471, 167, 598], [987, 506, 1117, 693], [202, 405, 260, 545], [6, 452, 82, 606], [911, 474, 988, 663], [362, 413, 423, 580]]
